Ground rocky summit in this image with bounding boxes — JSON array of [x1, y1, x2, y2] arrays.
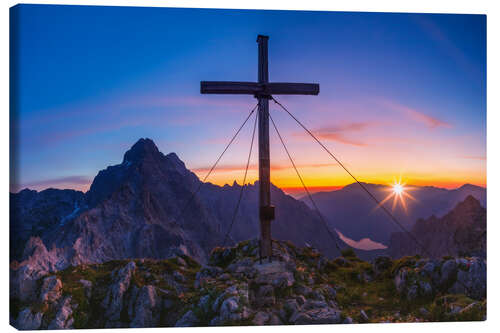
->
[[11, 240, 486, 329]]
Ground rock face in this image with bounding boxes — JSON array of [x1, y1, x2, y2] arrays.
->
[[101, 261, 137, 325], [10, 237, 70, 302], [40, 276, 63, 303], [11, 138, 350, 303], [129, 285, 161, 327], [48, 296, 76, 329], [10, 188, 85, 260], [15, 308, 43, 330], [389, 196, 486, 258], [10, 240, 486, 329]]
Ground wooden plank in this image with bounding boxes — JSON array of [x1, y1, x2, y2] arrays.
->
[[257, 35, 273, 260], [266, 82, 319, 95], [200, 81, 319, 96], [200, 81, 260, 94]]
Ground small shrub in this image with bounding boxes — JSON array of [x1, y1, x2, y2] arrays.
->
[[341, 248, 357, 259]]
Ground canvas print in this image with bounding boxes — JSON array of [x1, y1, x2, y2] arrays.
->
[[9, 4, 486, 329]]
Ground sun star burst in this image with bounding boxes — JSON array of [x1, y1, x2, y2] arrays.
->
[[373, 177, 417, 214]]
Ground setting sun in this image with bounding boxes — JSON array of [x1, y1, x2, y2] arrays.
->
[[372, 177, 417, 214], [393, 182, 404, 195]]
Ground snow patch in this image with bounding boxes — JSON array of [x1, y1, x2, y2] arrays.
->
[[59, 202, 84, 226]]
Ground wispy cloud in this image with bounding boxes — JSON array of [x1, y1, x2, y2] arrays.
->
[[12, 175, 92, 192], [459, 155, 486, 161], [380, 100, 451, 129], [318, 122, 374, 132], [312, 133, 368, 147], [294, 121, 377, 147], [191, 162, 339, 174]]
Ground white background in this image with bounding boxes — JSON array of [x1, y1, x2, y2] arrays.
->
[[1, 0, 498, 332]]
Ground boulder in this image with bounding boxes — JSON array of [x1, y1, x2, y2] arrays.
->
[[294, 284, 313, 296], [101, 261, 136, 322], [129, 285, 161, 327], [172, 270, 185, 282], [283, 299, 299, 315], [439, 259, 458, 287], [79, 279, 92, 299], [252, 311, 270, 325], [220, 296, 240, 320], [175, 310, 199, 327], [39, 276, 62, 303], [198, 294, 212, 313], [270, 271, 295, 289], [290, 307, 343, 325], [322, 285, 337, 300], [14, 308, 43, 330], [268, 314, 282, 325], [394, 266, 433, 300], [303, 299, 329, 310], [254, 285, 275, 307], [48, 296, 75, 329], [360, 309, 369, 322], [449, 257, 486, 299], [11, 264, 48, 302]]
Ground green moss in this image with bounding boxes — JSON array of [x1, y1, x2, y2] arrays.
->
[[220, 317, 255, 326], [428, 294, 485, 322], [274, 285, 294, 299], [340, 248, 357, 259], [391, 256, 418, 276], [11, 240, 486, 327]]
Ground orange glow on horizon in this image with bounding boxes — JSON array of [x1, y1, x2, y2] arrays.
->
[[193, 169, 485, 191]]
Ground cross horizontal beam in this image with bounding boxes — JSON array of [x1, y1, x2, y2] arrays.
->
[[200, 81, 319, 96]]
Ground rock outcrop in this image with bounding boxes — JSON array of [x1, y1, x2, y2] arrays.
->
[[101, 261, 137, 325], [392, 256, 486, 301], [10, 188, 85, 261], [11, 240, 486, 329], [389, 196, 486, 258]]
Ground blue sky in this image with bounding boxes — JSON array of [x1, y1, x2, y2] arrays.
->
[[10, 5, 486, 192]]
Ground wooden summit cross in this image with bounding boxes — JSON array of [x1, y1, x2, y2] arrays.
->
[[200, 35, 319, 260]]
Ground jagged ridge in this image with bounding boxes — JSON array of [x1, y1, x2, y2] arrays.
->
[[389, 195, 486, 258]]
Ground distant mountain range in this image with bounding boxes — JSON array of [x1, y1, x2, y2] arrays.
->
[[303, 182, 486, 245], [11, 138, 352, 271], [10, 138, 487, 273]]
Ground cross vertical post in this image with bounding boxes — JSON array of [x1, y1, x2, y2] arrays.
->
[[200, 35, 319, 262], [257, 35, 273, 261]]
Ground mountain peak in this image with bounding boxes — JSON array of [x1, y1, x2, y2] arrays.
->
[[456, 195, 482, 211], [457, 183, 484, 191], [123, 138, 161, 163]]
